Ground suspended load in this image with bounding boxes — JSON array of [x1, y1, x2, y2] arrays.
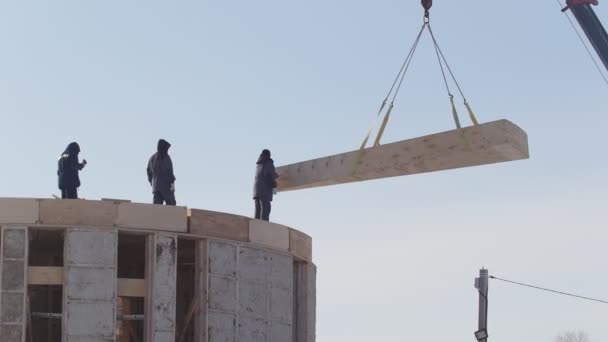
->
[[277, 1, 529, 192], [277, 120, 527, 192]]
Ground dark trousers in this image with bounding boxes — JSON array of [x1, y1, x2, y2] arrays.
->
[[254, 199, 271, 221], [153, 190, 176, 206], [61, 187, 78, 199]]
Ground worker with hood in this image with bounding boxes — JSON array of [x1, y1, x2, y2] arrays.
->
[[253, 149, 279, 221], [57, 142, 87, 199], [147, 139, 176, 205]]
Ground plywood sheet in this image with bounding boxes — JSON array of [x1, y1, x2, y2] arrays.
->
[[276, 119, 529, 191], [188, 209, 249, 242]]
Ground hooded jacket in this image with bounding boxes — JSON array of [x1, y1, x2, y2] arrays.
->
[[57, 142, 85, 189], [253, 151, 278, 201], [147, 139, 176, 192]]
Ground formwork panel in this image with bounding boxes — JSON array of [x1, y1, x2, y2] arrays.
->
[[209, 241, 237, 277], [0, 324, 23, 341], [208, 276, 236, 312], [207, 244, 294, 342], [2, 229, 27, 258], [146, 233, 177, 341], [1, 293, 24, 322], [65, 301, 114, 337], [238, 247, 268, 281], [239, 278, 268, 319], [2, 260, 25, 290], [65, 230, 116, 266], [208, 312, 236, 342], [63, 229, 117, 341], [269, 321, 292, 342], [0, 227, 28, 342], [65, 267, 116, 301], [238, 317, 267, 342]]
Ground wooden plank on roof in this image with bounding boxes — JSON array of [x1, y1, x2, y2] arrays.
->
[[276, 119, 529, 192]]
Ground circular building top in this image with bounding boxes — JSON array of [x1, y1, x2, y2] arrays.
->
[[0, 197, 312, 262]]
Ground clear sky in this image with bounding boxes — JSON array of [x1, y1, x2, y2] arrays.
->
[[1, 1, 607, 341]]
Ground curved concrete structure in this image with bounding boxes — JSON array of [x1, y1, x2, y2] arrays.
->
[[0, 198, 316, 342]]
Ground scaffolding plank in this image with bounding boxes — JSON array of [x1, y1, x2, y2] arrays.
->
[[276, 119, 528, 191]]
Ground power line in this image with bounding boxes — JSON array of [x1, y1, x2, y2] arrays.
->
[[556, 0, 608, 87], [490, 275, 608, 305]]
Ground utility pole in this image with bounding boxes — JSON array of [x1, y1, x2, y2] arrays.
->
[[474, 268, 489, 342]]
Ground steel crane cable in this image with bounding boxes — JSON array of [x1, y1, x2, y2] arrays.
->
[[359, 23, 426, 150], [427, 23, 479, 128]]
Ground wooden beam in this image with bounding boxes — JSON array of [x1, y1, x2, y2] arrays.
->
[[28, 267, 63, 285], [117, 278, 146, 298], [276, 119, 528, 191], [28, 267, 146, 297]]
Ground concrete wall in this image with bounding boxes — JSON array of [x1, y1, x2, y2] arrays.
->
[[0, 227, 28, 342], [207, 240, 293, 342], [63, 228, 117, 342]]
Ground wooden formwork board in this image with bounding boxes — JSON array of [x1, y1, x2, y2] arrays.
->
[[276, 119, 529, 192]]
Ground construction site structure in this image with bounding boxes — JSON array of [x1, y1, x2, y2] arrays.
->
[[0, 197, 315, 342]]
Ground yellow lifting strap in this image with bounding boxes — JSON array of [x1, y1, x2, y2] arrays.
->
[[359, 100, 387, 151], [449, 95, 462, 130], [373, 103, 394, 147], [465, 101, 479, 126]]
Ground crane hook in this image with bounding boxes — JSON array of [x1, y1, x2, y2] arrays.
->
[[421, 0, 432, 21]]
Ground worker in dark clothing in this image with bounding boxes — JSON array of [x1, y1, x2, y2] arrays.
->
[[253, 149, 278, 221], [147, 139, 176, 205], [57, 142, 87, 199]]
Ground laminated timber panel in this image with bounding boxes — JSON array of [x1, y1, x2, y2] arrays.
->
[[276, 119, 529, 191], [39, 199, 116, 227], [188, 209, 249, 242], [249, 220, 290, 251], [28, 266, 63, 285], [116, 278, 146, 297], [0, 198, 39, 225], [28, 267, 145, 297], [289, 229, 312, 262], [116, 202, 187, 232]]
